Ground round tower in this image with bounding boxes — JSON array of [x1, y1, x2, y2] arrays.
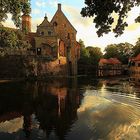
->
[[22, 14, 31, 33]]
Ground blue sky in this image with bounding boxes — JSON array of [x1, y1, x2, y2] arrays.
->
[[3, 0, 140, 51], [31, 0, 84, 19]]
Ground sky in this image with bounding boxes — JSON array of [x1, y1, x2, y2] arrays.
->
[[3, 0, 140, 52]]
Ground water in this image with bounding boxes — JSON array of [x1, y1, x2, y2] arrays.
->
[[0, 77, 140, 140]]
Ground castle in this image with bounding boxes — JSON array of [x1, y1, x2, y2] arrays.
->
[[22, 4, 80, 76]]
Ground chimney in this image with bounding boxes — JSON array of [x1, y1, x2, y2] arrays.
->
[[58, 3, 61, 11]]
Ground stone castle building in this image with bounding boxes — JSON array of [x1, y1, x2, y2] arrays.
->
[[22, 4, 80, 76]]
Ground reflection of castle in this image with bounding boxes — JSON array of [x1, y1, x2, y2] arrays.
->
[[22, 3, 80, 76], [31, 79, 81, 139], [0, 79, 82, 139]]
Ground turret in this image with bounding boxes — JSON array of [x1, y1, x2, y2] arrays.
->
[[21, 14, 31, 33]]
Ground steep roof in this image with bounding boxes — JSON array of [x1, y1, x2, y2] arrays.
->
[[108, 58, 121, 64], [99, 58, 109, 64], [99, 58, 121, 65], [38, 16, 52, 27], [51, 4, 77, 32]]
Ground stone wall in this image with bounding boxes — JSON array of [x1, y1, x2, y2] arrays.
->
[[0, 56, 26, 79], [36, 56, 67, 76], [0, 55, 67, 79]]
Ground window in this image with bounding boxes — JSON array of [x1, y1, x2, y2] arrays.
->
[[37, 48, 41, 55], [39, 31, 44, 36], [48, 31, 52, 36], [67, 33, 70, 39], [59, 59, 60, 64], [63, 24, 66, 27], [53, 22, 57, 26]]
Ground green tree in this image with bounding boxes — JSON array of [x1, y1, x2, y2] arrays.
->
[[0, 27, 18, 48], [81, 0, 140, 37], [117, 43, 133, 64], [1, 0, 31, 27], [104, 44, 118, 58], [132, 38, 140, 56], [0, 27, 31, 56], [78, 39, 89, 61], [104, 43, 133, 64], [86, 46, 103, 65]]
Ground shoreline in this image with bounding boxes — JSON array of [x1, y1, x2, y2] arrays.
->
[[0, 75, 129, 83]]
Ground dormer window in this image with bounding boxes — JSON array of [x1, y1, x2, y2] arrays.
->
[[48, 31, 52, 36]]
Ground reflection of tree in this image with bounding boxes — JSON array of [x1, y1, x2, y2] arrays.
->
[[0, 79, 82, 139]]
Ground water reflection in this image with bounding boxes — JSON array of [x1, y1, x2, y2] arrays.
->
[[0, 79, 81, 140], [0, 77, 140, 140]]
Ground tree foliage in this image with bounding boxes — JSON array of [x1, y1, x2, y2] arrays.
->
[[81, 0, 140, 37], [0, 27, 31, 56], [78, 39, 89, 62], [104, 43, 133, 64], [86, 46, 103, 65], [78, 39, 103, 65], [132, 38, 140, 56], [1, 0, 31, 27]]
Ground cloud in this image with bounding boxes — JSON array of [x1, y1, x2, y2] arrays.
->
[[32, 9, 41, 15], [126, 23, 140, 31], [35, 0, 58, 8], [48, 0, 58, 8], [35, 0, 46, 7], [2, 3, 140, 52], [62, 4, 140, 51], [63, 5, 93, 27]]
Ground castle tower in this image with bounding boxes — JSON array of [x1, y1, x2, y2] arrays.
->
[[21, 14, 31, 33]]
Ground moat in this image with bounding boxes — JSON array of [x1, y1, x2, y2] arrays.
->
[[0, 77, 140, 140]]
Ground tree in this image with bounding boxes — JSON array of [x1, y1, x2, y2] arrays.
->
[[132, 38, 140, 56], [116, 43, 133, 64], [104, 44, 118, 58], [86, 46, 103, 65], [0, 27, 19, 48], [1, 0, 31, 27], [0, 27, 31, 56], [81, 0, 140, 37], [78, 39, 89, 61], [104, 43, 133, 64]]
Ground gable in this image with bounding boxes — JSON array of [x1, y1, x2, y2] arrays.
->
[[51, 8, 77, 33]]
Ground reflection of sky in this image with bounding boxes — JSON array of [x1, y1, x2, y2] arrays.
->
[[67, 84, 140, 140], [0, 117, 23, 133]]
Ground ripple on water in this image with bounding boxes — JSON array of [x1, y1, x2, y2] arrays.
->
[[66, 91, 140, 140]]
